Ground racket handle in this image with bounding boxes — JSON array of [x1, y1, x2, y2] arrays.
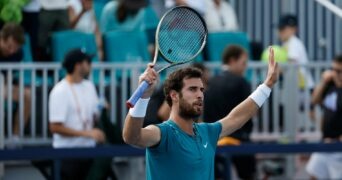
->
[[126, 81, 149, 108]]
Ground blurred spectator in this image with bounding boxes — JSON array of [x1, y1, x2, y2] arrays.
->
[[204, 0, 238, 32], [278, 14, 314, 90], [0, 23, 24, 61], [100, 0, 147, 33], [49, 49, 105, 179], [277, 14, 315, 128], [165, 0, 206, 15], [203, 45, 255, 180], [68, 0, 103, 60], [38, 0, 70, 61], [306, 55, 342, 180], [21, 0, 40, 60], [0, 23, 31, 147]]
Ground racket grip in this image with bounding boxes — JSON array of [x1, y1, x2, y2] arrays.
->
[[126, 81, 149, 108]]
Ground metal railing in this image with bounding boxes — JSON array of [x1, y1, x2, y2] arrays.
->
[[229, 0, 342, 61], [0, 62, 331, 147]]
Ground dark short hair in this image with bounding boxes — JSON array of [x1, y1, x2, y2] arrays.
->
[[333, 55, 342, 63], [191, 62, 207, 73], [62, 48, 93, 74], [0, 22, 25, 45], [222, 45, 247, 65], [164, 67, 202, 106]]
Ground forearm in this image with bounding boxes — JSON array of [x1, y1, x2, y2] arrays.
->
[[122, 115, 144, 145], [219, 98, 259, 137], [123, 98, 150, 145], [49, 124, 88, 137], [311, 81, 327, 104], [69, 8, 85, 28]]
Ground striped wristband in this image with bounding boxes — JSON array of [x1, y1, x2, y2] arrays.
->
[[249, 84, 271, 107], [129, 98, 150, 118]]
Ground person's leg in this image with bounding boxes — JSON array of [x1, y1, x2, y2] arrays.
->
[[327, 153, 342, 179], [231, 154, 256, 180], [61, 159, 93, 180], [306, 153, 329, 179], [55, 9, 70, 31], [38, 10, 55, 61]]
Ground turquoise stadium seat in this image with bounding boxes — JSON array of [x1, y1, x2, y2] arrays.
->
[[103, 30, 150, 62], [93, 1, 106, 23], [206, 32, 250, 62], [22, 34, 33, 63], [22, 34, 34, 85], [51, 30, 101, 83], [52, 30, 98, 62]]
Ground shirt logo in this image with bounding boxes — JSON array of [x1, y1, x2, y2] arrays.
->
[[203, 142, 208, 148]]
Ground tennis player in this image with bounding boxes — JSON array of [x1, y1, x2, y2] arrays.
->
[[123, 47, 278, 180]]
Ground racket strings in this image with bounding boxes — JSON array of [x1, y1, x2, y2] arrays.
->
[[158, 7, 207, 63]]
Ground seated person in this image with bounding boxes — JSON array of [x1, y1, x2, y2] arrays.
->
[[0, 23, 31, 147]]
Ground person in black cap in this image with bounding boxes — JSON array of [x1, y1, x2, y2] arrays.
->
[[277, 14, 315, 129], [49, 48, 106, 179]]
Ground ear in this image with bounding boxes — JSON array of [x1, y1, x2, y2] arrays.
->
[[170, 90, 179, 103]]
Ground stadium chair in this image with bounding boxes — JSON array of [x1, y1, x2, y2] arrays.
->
[[51, 30, 101, 84], [22, 34, 33, 63], [93, 1, 107, 23], [103, 30, 150, 62], [21, 34, 34, 85], [51, 30, 98, 62], [205, 32, 250, 62]]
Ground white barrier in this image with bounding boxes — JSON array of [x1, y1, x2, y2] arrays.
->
[[0, 62, 331, 147]]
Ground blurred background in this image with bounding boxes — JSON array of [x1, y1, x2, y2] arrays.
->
[[0, 0, 342, 179]]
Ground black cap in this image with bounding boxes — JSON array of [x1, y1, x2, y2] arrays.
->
[[62, 48, 94, 73], [278, 14, 298, 29]]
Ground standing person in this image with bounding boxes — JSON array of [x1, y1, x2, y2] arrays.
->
[[306, 55, 342, 180], [204, 45, 255, 180], [277, 14, 314, 104], [277, 14, 316, 131], [68, 0, 103, 60], [38, 0, 70, 61], [122, 47, 278, 179], [49, 48, 105, 179], [204, 0, 239, 32], [165, 0, 206, 15]]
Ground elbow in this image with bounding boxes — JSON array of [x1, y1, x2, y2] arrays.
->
[[122, 131, 140, 146]]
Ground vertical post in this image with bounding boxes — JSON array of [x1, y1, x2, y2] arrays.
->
[[225, 154, 232, 180], [0, 74, 4, 178], [284, 65, 298, 178], [53, 159, 61, 180]]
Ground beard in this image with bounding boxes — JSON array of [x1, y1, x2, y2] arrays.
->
[[178, 96, 202, 120]]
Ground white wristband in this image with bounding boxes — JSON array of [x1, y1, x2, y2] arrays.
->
[[129, 98, 150, 118], [249, 84, 271, 107]]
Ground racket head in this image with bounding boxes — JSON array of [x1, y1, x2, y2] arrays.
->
[[155, 6, 207, 64]]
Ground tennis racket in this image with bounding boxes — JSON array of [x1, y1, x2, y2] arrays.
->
[[126, 6, 208, 108]]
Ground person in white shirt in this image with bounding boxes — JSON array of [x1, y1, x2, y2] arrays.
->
[[278, 14, 314, 89], [204, 0, 238, 32], [49, 48, 105, 179], [68, 0, 103, 60], [165, 0, 206, 15]]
